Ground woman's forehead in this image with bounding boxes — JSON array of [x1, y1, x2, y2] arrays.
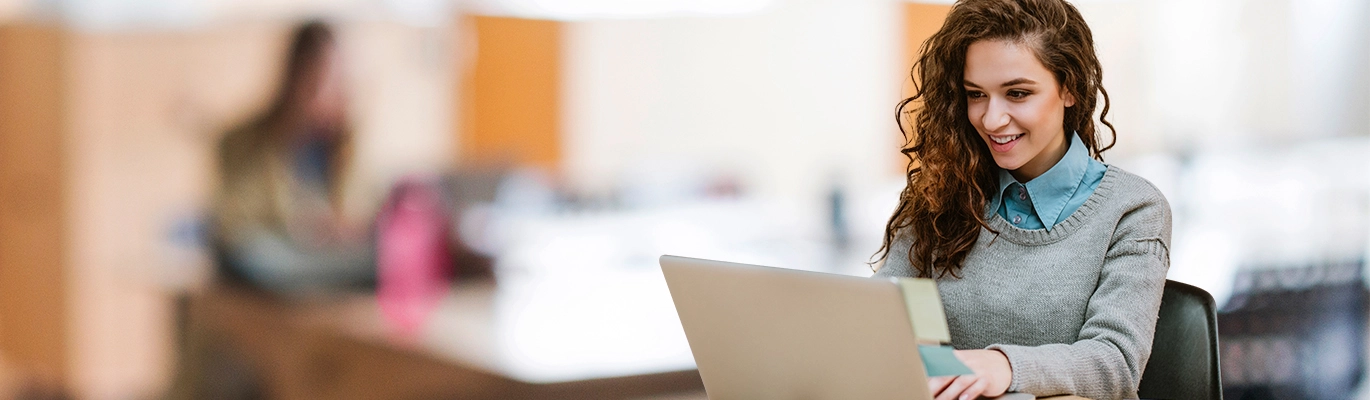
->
[[963, 39, 1055, 87]]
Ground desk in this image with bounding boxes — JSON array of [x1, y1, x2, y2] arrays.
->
[[185, 278, 1092, 400], [187, 277, 704, 400]]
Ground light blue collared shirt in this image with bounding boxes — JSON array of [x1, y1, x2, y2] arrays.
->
[[993, 132, 1107, 231]]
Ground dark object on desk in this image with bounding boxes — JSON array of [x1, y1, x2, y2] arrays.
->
[[435, 170, 498, 281], [1217, 261, 1367, 400], [1138, 280, 1222, 400]]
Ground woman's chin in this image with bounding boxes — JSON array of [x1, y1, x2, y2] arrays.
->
[[992, 158, 1024, 173]]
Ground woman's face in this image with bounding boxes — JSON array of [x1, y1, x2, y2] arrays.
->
[[306, 44, 347, 130], [963, 39, 1075, 182]]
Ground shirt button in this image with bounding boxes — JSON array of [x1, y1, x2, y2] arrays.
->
[[1013, 215, 1023, 224], [1018, 191, 1027, 201]]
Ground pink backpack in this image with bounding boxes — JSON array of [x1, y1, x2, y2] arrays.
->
[[375, 177, 453, 336]]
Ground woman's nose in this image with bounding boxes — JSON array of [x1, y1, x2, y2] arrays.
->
[[981, 98, 1010, 132]]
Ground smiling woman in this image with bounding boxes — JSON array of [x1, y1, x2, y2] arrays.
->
[[871, 1, 1170, 399], [963, 40, 1075, 182]]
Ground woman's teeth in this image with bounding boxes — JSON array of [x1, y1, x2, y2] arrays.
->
[[991, 134, 1023, 144]]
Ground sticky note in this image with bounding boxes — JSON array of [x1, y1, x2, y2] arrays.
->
[[896, 278, 952, 344], [919, 344, 974, 377]]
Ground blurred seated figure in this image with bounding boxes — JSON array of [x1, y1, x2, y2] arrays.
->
[[172, 19, 504, 400], [212, 21, 373, 294]]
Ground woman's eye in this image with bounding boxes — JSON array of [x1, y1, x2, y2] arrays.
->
[[966, 91, 985, 100], [1007, 90, 1031, 99]]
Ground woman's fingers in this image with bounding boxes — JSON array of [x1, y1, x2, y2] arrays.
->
[[960, 375, 990, 400], [927, 376, 953, 397], [935, 375, 979, 400], [950, 349, 1013, 397]]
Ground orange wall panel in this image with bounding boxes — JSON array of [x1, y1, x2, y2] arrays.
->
[[0, 23, 70, 387], [897, 4, 951, 172], [901, 3, 951, 99], [461, 16, 562, 170]]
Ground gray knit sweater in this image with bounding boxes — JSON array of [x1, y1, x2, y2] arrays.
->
[[873, 166, 1171, 399]]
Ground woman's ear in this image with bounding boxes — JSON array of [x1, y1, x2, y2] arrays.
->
[[1063, 89, 1076, 108]]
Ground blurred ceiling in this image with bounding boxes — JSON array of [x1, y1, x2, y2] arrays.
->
[[0, 0, 782, 28]]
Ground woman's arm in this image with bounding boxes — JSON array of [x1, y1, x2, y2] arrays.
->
[[988, 195, 1171, 399], [217, 223, 375, 293]]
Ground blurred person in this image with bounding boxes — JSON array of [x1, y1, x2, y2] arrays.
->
[[170, 21, 374, 400], [212, 20, 374, 294], [872, 0, 1171, 399]]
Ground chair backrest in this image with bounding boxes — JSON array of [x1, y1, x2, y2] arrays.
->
[[1138, 280, 1223, 400]]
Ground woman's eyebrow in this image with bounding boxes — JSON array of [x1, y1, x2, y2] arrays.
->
[[1001, 78, 1037, 87], [962, 78, 1038, 88]]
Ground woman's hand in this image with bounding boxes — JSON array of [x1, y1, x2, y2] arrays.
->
[[927, 349, 1012, 400]]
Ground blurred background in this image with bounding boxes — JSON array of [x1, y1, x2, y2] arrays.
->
[[0, 0, 1368, 399]]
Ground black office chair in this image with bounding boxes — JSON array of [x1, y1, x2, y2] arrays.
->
[[1137, 280, 1222, 400]]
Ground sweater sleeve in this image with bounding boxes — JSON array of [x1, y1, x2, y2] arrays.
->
[[988, 193, 1172, 399]]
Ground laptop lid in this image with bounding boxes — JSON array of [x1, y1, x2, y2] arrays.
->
[[660, 255, 930, 400]]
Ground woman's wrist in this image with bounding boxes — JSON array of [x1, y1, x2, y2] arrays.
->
[[988, 349, 1013, 390], [959, 349, 1012, 396]]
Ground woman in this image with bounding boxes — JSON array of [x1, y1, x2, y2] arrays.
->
[[872, 1, 1170, 399], [212, 21, 374, 294]]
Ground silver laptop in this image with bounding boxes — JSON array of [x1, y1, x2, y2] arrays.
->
[[661, 255, 932, 399]]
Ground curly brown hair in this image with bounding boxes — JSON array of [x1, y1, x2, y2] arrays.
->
[[874, 0, 1115, 278]]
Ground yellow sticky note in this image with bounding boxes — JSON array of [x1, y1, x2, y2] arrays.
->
[[896, 278, 951, 344]]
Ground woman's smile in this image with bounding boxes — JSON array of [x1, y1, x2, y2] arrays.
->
[[987, 133, 1024, 152]]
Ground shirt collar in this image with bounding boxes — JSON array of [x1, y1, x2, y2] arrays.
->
[[995, 132, 1091, 230]]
